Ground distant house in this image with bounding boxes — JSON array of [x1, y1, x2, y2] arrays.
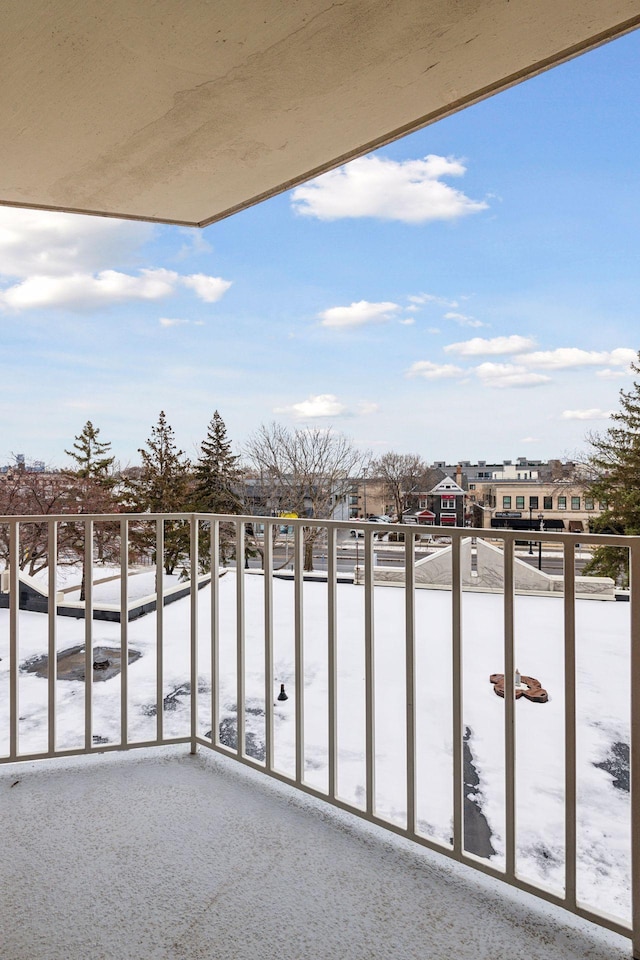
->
[[428, 476, 466, 526], [403, 475, 466, 527]]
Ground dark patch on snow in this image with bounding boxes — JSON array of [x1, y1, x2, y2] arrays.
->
[[22, 645, 141, 682], [142, 680, 209, 717], [594, 741, 629, 792], [463, 726, 496, 859], [210, 719, 266, 762], [142, 683, 190, 716]]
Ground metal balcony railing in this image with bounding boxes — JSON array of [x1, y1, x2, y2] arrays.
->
[[1, 513, 639, 959]]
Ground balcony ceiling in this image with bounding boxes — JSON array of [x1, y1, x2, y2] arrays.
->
[[2, 1, 640, 227]]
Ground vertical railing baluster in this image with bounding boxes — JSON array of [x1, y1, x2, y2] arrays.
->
[[120, 518, 129, 748], [9, 521, 19, 759], [405, 529, 416, 837], [264, 519, 274, 770], [294, 524, 304, 785], [563, 540, 577, 909], [364, 527, 375, 816], [190, 517, 199, 754], [452, 534, 463, 855], [236, 520, 245, 758], [84, 519, 94, 752], [630, 540, 640, 960], [47, 520, 57, 756], [504, 536, 516, 880], [328, 525, 338, 800], [211, 519, 220, 746], [156, 518, 164, 742]]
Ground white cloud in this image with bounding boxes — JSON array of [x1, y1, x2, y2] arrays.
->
[[520, 437, 541, 443], [319, 300, 400, 328], [517, 347, 636, 370], [475, 363, 551, 388], [408, 293, 459, 308], [596, 368, 630, 380], [406, 361, 464, 380], [291, 394, 346, 417], [159, 317, 189, 328], [0, 268, 179, 310], [0, 267, 232, 311], [427, 328, 441, 335], [443, 311, 487, 328], [356, 401, 379, 415], [0, 207, 232, 311], [275, 394, 379, 419], [291, 155, 488, 223], [561, 408, 614, 421], [398, 317, 415, 326], [180, 273, 232, 303], [0, 206, 152, 277], [445, 335, 536, 357]]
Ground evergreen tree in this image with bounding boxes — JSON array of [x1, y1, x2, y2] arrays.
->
[[65, 421, 115, 482], [193, 411, 242, 513], [64, 422, 119, 595], [128, 412, 191, 575], [192, 411, 243, 569], [583, 352, 640, 586]]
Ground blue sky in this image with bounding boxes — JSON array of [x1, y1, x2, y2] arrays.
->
[[1, 30, 639, 469]]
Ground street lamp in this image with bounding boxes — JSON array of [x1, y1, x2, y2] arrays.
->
[[537, 513, 544, 570], [528, 506, 534, 555], [363, 467, 368, 519]]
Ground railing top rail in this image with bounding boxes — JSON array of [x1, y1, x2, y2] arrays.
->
[[0, 510, 637, 547]]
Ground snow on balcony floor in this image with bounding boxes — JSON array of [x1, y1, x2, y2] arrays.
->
[[1, 746, 629, 960]]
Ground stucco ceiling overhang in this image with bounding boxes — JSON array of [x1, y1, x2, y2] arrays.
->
[[2, 1, 640, 227]]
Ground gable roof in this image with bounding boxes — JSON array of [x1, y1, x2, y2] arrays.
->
[[430, 476, 465, 497]]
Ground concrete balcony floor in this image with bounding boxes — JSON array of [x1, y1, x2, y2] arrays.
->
[[1, 747, 631, 960]]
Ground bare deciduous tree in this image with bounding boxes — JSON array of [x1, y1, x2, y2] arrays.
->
[[370, 452, 430, 522], [245, 424, 369, 570]]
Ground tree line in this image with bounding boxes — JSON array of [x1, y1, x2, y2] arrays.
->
[[4, 348, 639, 583]]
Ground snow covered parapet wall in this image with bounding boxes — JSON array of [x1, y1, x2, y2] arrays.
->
[[368, 538, 615, 598], [0, 569, 214, 622]]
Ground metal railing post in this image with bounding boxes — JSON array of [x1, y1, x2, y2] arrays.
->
[[563, 540, 577, 909], [630, 540, 640, 960], [120, 518, 129, 748], [156, 518, 165, 741], [452, 533, 463, 855], [190, 517, 199, 754], [9, 521, 19, 760], [405, 530, 416, 836], [47, 520, 57, 756], [236, 520, 245, 759], [503, 536, 516, 881], [84, 519, 93, 752]]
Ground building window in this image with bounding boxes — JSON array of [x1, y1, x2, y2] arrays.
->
[[558, 496, 566, 510], [418, 498, 427, 509], [571, 497, 581, 510], [441, 497, 455, 509], [585, 498, 594, 511], [469, 483, 476, 490], [502, 496, 512, 509], [543, 496, 553, 510], [529, 496, 539, 510], [516, 496, 524, 510], [599, 501, 608, 510]]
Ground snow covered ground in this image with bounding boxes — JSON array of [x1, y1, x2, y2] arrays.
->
[[0, 570, 631, 923]]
